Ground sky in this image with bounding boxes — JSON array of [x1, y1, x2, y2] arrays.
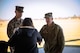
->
[[0, 0, 80, 20]]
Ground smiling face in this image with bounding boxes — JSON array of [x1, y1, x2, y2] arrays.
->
[[45, 17, 53, 26]]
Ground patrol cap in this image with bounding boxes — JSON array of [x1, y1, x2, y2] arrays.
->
[[44, 12, 53, 18], [15, 6, 24, 12]]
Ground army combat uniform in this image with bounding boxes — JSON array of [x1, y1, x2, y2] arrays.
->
[[40, 22, 64, 53], [7, 17, 23, 38]]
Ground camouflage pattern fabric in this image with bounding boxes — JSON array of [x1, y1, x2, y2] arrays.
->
[[40, 22, 64, 53], [7, 17, 23, 38]]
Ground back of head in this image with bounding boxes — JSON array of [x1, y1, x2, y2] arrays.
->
[[22, 18, 33, 26]]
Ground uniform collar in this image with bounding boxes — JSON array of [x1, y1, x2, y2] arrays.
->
[[46, 22, 56, 30], [14, 17, 21, 21], [47, 22, 54, 27]]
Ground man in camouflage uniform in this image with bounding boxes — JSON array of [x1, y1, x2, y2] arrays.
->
[[40, 12, 65, 53], [7, 6, 24, 53]]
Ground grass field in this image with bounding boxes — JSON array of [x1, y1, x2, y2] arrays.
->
[[0, 19, 80, 46]]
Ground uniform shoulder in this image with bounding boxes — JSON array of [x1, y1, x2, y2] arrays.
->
[[8, 18, 15, 24], [55, 24, 62, 30], [43, 24, 47, 27], [42, 24, 47, 28]]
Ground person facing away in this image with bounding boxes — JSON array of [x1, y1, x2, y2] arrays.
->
[[8, 18, 42, 53], [7, 6, 24, 53], [40, 12, 65, 53]]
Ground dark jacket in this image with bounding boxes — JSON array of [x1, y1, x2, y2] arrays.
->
[[0, 41, 8, 53], [8, 26, 42, 53]]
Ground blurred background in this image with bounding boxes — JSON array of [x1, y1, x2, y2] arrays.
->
[[0, 0, 80, 53]]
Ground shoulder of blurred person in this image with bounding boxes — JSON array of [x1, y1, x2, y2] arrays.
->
[[0, 41, 8, 53]]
